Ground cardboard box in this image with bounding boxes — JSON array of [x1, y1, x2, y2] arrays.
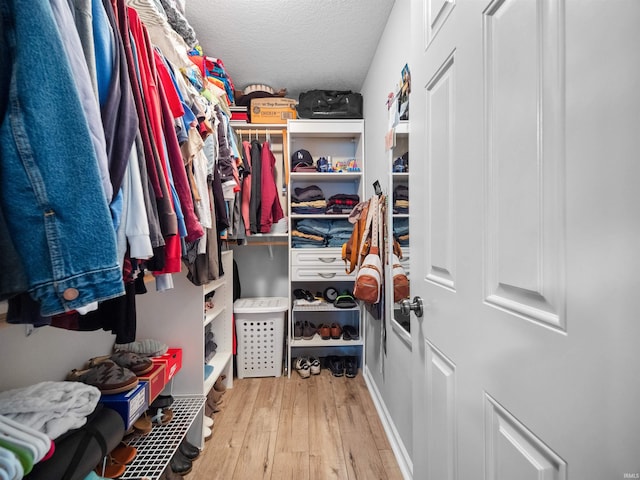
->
[[250, 97, 297, 124], [99, 381, 148, 430], [137, 363, 166, 404], [151, 348, 182, 384]]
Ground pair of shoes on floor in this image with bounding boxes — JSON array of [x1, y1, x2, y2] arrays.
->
[[294, 356, 320, 378], [327, 356, 358, 378], [294, 321, 318, 340]]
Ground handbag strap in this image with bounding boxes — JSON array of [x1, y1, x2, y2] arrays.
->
[[369, 195, 379, 253]]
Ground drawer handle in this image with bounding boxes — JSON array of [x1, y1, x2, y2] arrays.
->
[[318, 257, 336, 263], [318, 273, 336, 278]]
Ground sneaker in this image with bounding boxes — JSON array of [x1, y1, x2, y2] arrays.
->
[[308, 356, 321, 375], [295, 357, 311, 378], [345, 356, 358, 378], [327, 356, 344, 377]]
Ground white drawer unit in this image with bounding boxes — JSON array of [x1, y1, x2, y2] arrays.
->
[[290, 248, 354, 281]]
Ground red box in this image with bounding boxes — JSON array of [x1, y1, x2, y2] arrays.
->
[[137, 363, 166, 404], [152, 348, 182, 384]]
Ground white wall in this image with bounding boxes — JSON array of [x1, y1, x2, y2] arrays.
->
[[360, 0, 414, 473]]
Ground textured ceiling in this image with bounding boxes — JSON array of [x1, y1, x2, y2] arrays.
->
[[185, 0, 396, 101]]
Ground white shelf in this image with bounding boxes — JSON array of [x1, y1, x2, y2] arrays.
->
[[119, 396, 205, 480], [291, 214, 351, 219], [287, 119, 364, 136], [203, 275, 225, 295], [293, 303, 359, 312], [291, 337, 363, 347], [290, 172, 362, 181], [204, 350, 233, 394], [204, 304, 226, 327]]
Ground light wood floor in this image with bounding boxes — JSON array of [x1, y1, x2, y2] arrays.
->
[[188, 370, 404, 480]]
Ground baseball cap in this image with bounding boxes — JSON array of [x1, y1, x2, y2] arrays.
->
[[291, 149, 313, 168]]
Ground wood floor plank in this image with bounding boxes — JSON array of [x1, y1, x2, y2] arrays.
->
[[275, 375, 309, 453], [209, 377, 261, 448], [189, 443, 242, 480], [355, 374, 393, 450], [340, 427, 390, 480], [379, 449, 406, 480], [246, 377, 285, 434], [308, 372, 349, 480], [232, 430, 277, 480], [332, 375, 372, 434], [271, 451, 310, 480]]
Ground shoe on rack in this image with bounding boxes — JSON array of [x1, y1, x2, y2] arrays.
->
[[213, 374, 227, 392], [309, 356, 321, 375], [293, 321, 303, 340], [327, 356, 345, 377], [87, 351, 154, 376], [170, 449, 193, 475], [342, 325, 359, 341], [179, 439, 200, 460], [295, 357, 311, 378], [345, 356, 358, 378], [66, 360, 139, 395], [204, 415, 214, 428], [318, 324, 331, 340], [203, 425, 213, 441], [330, 323, 342, 340], [205, 401, 220, 415], [302, 321, 317, 340], [94, 456, 125, 479], [113, 338, 168, 357], [208, 387, 224, 404]]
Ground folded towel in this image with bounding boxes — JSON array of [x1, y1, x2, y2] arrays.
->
[[0, 381, 100, 440]]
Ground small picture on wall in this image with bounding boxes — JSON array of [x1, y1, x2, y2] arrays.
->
[[399, 63, 411, 121]]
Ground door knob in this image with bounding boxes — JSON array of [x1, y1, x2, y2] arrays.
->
[[400, 296, 424, 317]]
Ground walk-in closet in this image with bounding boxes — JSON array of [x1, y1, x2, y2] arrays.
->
[[2, 0, 640, 479]]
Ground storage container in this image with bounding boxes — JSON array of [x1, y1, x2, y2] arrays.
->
[[234, 297, 288, 378]]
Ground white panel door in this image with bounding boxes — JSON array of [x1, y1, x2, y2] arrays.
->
[[409, 0, 640, 478]]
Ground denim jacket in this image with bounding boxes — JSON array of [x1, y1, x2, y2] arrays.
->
[[0, 0, 124, 315]]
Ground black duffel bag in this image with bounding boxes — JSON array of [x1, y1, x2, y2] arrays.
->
[[297, 90, 363, 119]]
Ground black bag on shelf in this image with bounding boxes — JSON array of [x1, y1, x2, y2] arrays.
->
[[297, 90, 363, 119]]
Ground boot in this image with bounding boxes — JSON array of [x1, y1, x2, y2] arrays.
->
[[213, 375, 227, 392]]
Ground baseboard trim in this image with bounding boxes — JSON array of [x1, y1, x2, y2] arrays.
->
[[363, 366, 413, 480]]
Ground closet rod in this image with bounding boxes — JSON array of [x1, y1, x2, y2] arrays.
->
[[234, 128, 287, 135]]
